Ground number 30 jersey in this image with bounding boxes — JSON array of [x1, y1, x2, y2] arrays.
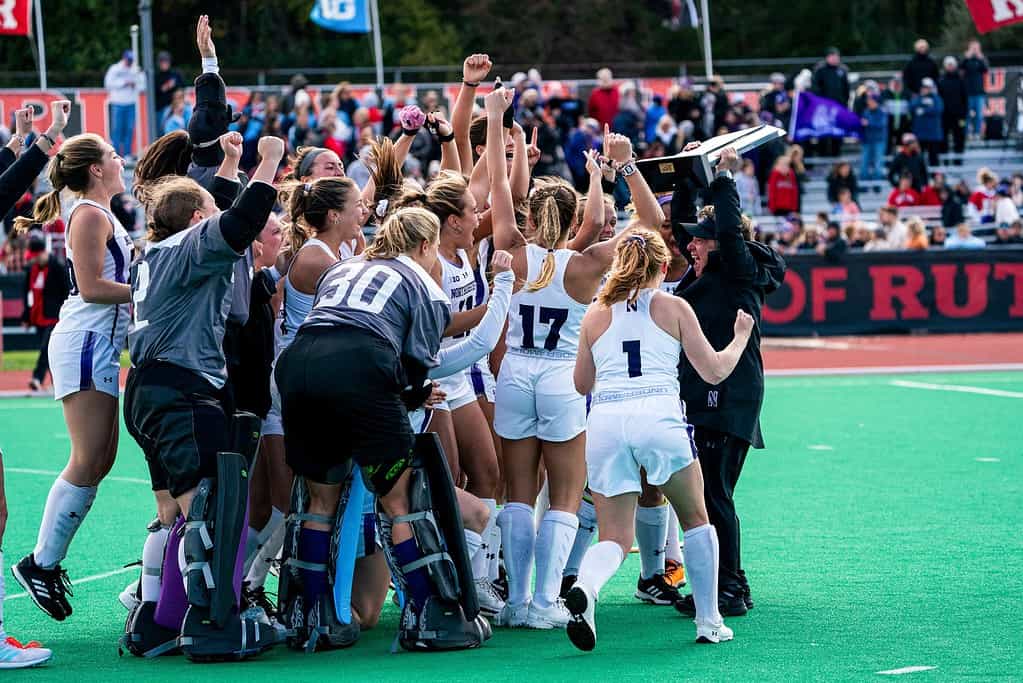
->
[[590, 289, 681, 396], [303, 255, 452, 370], [505, 244, 587, 359]]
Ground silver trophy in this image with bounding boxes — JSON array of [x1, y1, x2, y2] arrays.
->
[[637, 124, 787, 192]]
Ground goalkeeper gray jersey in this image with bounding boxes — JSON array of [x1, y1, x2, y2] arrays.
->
[[302, 254, 451, 370], [128, 214, 243, 388]]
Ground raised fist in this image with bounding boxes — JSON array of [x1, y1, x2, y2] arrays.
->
[[463, 54, 493, 84], [257, 135, 285, 163], [220, 131, 243, 159]]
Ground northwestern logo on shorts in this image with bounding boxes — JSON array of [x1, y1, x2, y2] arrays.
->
[[707, 390, 719, 408]]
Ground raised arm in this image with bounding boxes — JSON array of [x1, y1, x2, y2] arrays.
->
[[0, 101, 68, 217], [211, 131, 243, 206], [609, 126, 664, 229], [431, 113, 460, 173], [361, 110, 418, 208], [567, 150, 605, 251], [219, 137, 284, 252], [509, 123, 530, 203], [676, 298, 753, 385], [485, 85, 525, 251], [712, 147, 756, 280], [468, 150, 490, 214], [454, 54, 492, 176]]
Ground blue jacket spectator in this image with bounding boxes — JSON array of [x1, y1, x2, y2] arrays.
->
[[645, 96, 666, 144], [910, 88, 944, 142], [566, 119, 600, 190]]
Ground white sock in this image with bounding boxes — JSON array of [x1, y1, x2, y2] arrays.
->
[[33, 477, 97, 569], [534, 481, 550, 532], [532, 510, 578, 609], [480, 499, 500, 583], [0, 551, 6, 636], [683, 523, 722, 624], [465, 529, 488, 580], [635, 503, 669, 580], [243, 526, 260, 575], [243, 507, 284, 577], [563, 498, 597, 577], [245, 509, 286, 589], [484, 500, 502, 582], [140, 523, 171, 602], [665, 505, 683, 564], [497, 503, 534, 607], [577, 540, 625, 598], [177, 538, 188, 593]]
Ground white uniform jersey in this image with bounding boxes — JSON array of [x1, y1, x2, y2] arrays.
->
[[660, 276, 684, 294], [439, 248, 476, 349], [277, 238, 336, 354], [53, 198, 133, 346], [590, 289, 681, 400], [339, 238, 358, 261], [505, 244, 587, 359], [473, 237, 494, 306]]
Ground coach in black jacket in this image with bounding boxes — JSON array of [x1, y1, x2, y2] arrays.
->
[[671, 147, 786, 616]]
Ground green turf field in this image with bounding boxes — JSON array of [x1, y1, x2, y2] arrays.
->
[[0, 371, 1020, 681]]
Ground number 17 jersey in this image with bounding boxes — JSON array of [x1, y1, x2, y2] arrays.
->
[[505, 244, 587, 360]]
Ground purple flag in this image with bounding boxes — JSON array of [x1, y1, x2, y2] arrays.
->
[[790, 91, 862, 141]]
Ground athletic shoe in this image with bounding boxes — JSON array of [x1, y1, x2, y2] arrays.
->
[[492, 573, 508, 602], [525, 599, 570, 629], [695, 619, 734, 644], [242, 584, 277, 624], [4, 637, 42, 649], [664, 559, 687, 588], [119, 580, 141, 611], [559, 574, 576, 600], [564, 583, 597, 652], [0, 639, 52, 669], [492, 602, 529, 628], [737, 569, 754, 610], [475, 578, 505, 618], [28, 379, 42, 392], [635, 573, 684, 606], [12, 555, 73, 621], [674, 587, 748, 618]]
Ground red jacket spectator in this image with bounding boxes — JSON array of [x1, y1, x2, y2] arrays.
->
[[587, 86, 619, 129], [768, 165, 800, 215], [887, 187, 922, 207], [919, 185, 942, 206]]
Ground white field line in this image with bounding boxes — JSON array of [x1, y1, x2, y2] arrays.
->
[[5, 566, 137, 601], [876, 665, 938, 675], [767, 362, 1023, 377], [890, 380, 1023, 399], [5, 467, 150, 485]]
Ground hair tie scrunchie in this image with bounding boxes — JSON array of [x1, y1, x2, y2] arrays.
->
[[400, 105, 426, 132], [375, 198, 389, 218], [55, 152, 64, 163], [625, 234, 647, 247]]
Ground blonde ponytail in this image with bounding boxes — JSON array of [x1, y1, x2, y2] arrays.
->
[[525, 183, 577, 292], [597, 227, 670, 307], [364, 207, 440, 260], [13, 133, 107, 235]]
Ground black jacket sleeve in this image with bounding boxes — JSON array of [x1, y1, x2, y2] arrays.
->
[[0, 147, 15, 174], [21, 267, 30, 324], [711, 176, 756, 281], [250, 267, 278, 307], [210, 175, 241, 211], [0, 145, 48, 217], [218, 181, 277, 253]]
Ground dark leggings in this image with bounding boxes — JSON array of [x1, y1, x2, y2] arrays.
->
[[693, 426, 750, 591], [32, 324, 55, 383]]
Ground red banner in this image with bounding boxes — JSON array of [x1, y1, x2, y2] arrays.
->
[[0, 0, 32, 36], [964, 0, 1023, 34]]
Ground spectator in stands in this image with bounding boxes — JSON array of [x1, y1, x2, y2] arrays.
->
[[994, 182, 1021, 226], [587, 68, 619, 128], [104, 50, 144, 159], [845, 221, 867, 248], [612, 82, 643, 145], [945, 222, 986, 249], [668, 79, 704, 139], [818, 221, 848, 261], [1007, 219, 1023, 243], [939, 185, 965, 228], [938, 56, 968, 161], [282, 73, 311, 114], [888, 174, 922, 207], [920, 171, 945, 205], [878, 205, 908, 249], [993, 225, 1016, 245], [645, 95, 666, 145], [827, 161, 859, 203], [904, 216, 929, 250], [860, 94, 888, 181], [962, 40, 989, 139], [910, 78, 943, 166], [760, 73, 792, 129], [566, 117, 601, 190], [930, 224, 947, 246], [789, 145, 807, 210], [812, 47, 850, 156], [702, 76, 730, 137], [21, 231, 69, 392], [767, 155, 800, 216], [903, 39, 940, 94], [889, 133, 928, 190], [852, 79, 880, 115], [793, 225, 821, 252], [863, 227, 889, 252], [160, 88, 192, 135], [832, 187, 861, 220], [969, 168, 999, 225], [154, 51, 185, 114], [881, 75, 913, 152], [735, 158, 760, 215], [1011, 173, 1023, 208]]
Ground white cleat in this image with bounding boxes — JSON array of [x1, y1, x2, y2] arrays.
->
[[696, 619, 734, 644], [119, 580, 141, 612], [0, 641, 53, 669], [564, 583, 597, 651], [493, 601, 529, 628], [526, 599, 571, 629], [475, 578, 506, 618]]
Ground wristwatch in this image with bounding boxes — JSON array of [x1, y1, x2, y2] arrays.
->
[[619, 159, 638, 177], [716, 169, 734, 181]]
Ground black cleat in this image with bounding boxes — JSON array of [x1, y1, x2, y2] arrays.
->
[[560, 575, 577, 601], [674, 587, 749, 618], [12, 555, 73, 621], [634, 574, 684, 606], [242, 584, 277, 622], [737, 569, 754, 610]]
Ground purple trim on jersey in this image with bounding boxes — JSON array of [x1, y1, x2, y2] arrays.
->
[[79, 331, 96, 391], [419, 408, 433, 433], [681, 398, 697, 458], [472, 259, 486, 306], [106, 235, 127, 284], [585, 392, 592, 416], [469, 363, 485, 396]]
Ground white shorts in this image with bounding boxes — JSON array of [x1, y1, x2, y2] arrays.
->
[[494, 352, 585, 443], [585, 393, 696, 498], [49, 330, 121, 400], [465, 359, 496, 403], [434, 371, 478, 412], [406, 407, 435, 434], [261, 368, 284, 437]]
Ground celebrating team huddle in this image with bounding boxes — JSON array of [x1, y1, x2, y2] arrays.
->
[[3, 18, 771, 666]]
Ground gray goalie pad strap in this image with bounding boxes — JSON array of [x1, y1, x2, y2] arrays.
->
[[183, 478, 215, 608], [209, 450, 250, 628], [402, 463, 460, 603]]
